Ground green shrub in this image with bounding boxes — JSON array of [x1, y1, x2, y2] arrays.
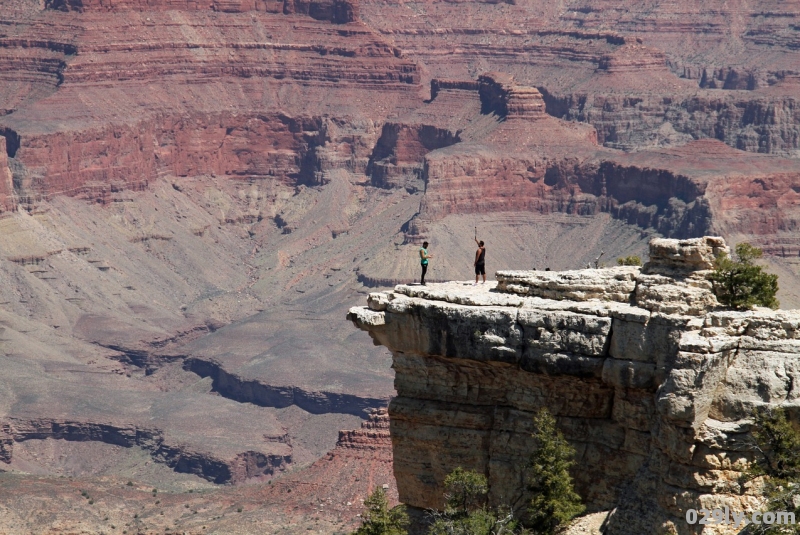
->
[[748, 408, 800, 481], [616, 255, 642, 266], [745, 408, 800, 534], [351, 487, 409, 535], [709, 243, 779, 310], [442, 467, 489, 518], [526, 409, 584, 534], [428, 468, 522, 535]]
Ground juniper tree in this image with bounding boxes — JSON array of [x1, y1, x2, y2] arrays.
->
[[428, 468, 522, 535], [744, 408, 800, 535], [709, 243, 779, 310], [526, 409, 584, 535], [352, 487, 409, 535]]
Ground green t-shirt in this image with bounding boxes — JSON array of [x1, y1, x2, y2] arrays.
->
[[420, 248, 428, 266]]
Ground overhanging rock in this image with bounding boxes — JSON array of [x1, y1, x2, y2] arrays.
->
[[348, 236, 799, 535]]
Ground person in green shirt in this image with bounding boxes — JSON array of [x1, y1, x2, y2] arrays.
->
[[419, 241, 433, 285]]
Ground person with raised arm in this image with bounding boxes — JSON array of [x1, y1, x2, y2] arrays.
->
[[474, 229, 486, 285]]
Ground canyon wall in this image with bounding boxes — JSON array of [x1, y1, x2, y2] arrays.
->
[[0, 137, 15, 213], [349, 237, 800, 534], [0, 418, 291, 484], [0, 0, 420, 207], [3, 0, 800, 255], [46, 0, 360, 23], [357, 0, 800, 156], [393, 77, 800, 247]]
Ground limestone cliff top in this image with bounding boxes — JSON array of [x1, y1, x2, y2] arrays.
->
[[348, 237, 800, 534]]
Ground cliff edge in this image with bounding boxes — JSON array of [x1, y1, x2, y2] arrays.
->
[[349, 236, 797, 535]]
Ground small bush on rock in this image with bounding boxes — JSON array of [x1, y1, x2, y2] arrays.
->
[[709, 243, 779, 310], [616, 255, 642, 266]]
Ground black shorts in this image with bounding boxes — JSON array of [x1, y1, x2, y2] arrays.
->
[[475, 263, 485, 275]]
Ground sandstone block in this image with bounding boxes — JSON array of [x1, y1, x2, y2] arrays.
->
[[497, 267, 638, 302], [602, 359, 657, 390], [382, 300, 523, 363], [519, 308, 611, 356], [367, 292, 392, 311], [657, 351, 733, 425], [711, 349, 800, 420], [347, 305, 385, 327], [644, 236, 728, 273], [634, 273, 719, 316], [609, 314, 680, 364]]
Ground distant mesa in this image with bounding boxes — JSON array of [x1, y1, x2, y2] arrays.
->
[[478, 72, 547, 120]]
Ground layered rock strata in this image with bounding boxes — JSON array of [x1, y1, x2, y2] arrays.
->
[[358, 0, 800, 156], [398, 74, 800, 248], [0, 2, 420, 207], [184, 356, 390, 417], [278, 407, 397, 502], [47, 0, 360, 24], [349, 236, 798, 534], [0, 418, 291, 484], [0, 136, 14, 213]]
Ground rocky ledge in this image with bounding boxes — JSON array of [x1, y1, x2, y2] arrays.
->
[[349, 236, 797, 535]]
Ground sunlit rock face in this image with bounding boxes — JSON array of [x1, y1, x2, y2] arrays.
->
[[349, 236, 800, 535]]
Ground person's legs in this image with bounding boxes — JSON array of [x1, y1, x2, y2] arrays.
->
[[479, 264, 486, 283], [421, 264, 427, 285]]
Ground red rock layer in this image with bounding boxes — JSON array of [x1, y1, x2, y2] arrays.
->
[[0, 5, 421, 204], [264, 408, 398, 510], [357, 0, 800, 155], [368, 123, 460, 189], [403, 77, 800, 244], [336, 407, 392, 456], [478, 72, 547, 120]]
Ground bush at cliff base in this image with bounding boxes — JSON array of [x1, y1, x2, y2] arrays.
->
[[709, 243, 779, 310], [527, 409, 585, 534], [745, 408, 800, 535], [352, 486, 409, 535], [428, 467, 522, 535]]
